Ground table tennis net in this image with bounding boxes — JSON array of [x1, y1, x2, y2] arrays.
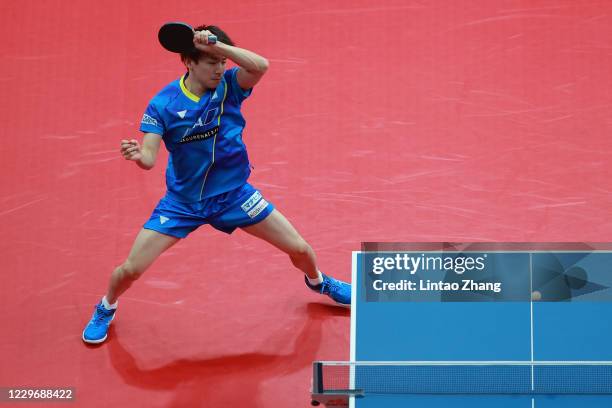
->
[[313, 361, 612, 395]]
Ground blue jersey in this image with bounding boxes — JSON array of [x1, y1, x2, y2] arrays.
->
[[139, 67, 252, 202]]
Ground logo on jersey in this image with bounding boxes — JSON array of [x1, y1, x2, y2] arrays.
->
[[159, 216, 169, 224], [178, 126, 219, 144], [177, 110, 187, 119], [192, 108, 219, 129], [141, 113, 158, 126]]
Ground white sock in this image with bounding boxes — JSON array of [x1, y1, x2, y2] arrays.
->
[[101, 296, 118, 310], [307, 271, 324, 286]]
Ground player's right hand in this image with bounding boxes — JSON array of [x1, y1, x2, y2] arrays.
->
[[120, 139, 143, 161], [193, 30, 219, 54]]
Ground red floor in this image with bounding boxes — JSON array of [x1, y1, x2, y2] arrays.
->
[[1, 1, 612, 407]]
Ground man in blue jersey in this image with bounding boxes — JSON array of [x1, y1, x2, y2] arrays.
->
[[82, 25, 351, 344]]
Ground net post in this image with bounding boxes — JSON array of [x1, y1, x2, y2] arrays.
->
[[313, 362, 324, 394]]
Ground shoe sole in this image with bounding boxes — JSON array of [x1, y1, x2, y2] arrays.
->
[[82, 333, 108, 344], [311, 290, 351, 308], [82, 312, 115, 344]]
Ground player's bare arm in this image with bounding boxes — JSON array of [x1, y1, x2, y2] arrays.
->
[[193, 30, 269, 90]]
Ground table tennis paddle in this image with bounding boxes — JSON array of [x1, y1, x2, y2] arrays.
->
[[158, 22, 217, 53]]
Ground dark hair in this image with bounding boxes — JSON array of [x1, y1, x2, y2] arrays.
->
[[180, 25, 234, 63]]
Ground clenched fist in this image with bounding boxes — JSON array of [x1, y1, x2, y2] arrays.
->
[[120, 139, 142, 161]]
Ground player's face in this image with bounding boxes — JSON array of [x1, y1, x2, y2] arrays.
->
[[189, 54, 226, 89]]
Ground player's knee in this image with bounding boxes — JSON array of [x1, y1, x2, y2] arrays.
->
[[120, 261, 145, 281]]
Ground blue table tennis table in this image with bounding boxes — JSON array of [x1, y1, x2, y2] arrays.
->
[[311, 243, 612, 408]]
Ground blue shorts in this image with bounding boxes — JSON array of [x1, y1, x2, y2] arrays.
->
[[143, 183, 275, 238]]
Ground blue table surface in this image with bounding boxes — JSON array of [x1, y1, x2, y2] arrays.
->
[[351, 251, 612, 408]]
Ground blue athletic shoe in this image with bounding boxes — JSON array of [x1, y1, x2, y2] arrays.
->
[[82, 302, 116, 344], [305, 273, 351, 307]]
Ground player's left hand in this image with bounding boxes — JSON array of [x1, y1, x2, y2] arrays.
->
[[193, 30, 219, 53]]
